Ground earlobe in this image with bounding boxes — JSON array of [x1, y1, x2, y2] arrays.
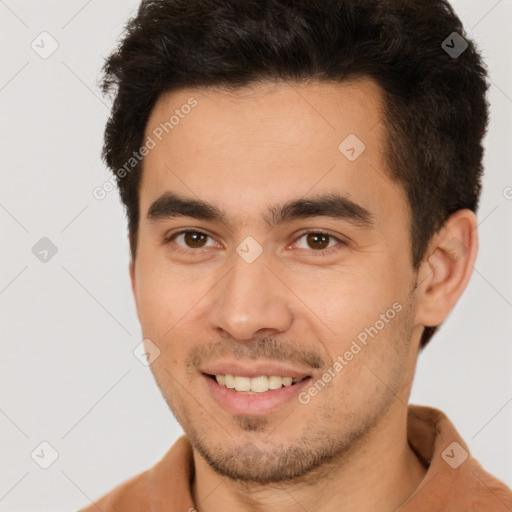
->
[[414, 209, 478, 329]]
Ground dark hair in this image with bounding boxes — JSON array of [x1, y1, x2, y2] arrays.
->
[[100, 0, 489, 349]]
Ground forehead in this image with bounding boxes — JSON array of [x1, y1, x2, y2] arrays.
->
[[139, 78, 408, 231]]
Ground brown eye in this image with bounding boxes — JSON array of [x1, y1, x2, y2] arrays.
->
[[165, 230, 216, 253], [182, 231, 208, 248], [305, 233, 330, 250], [293, 230, 346, 257]]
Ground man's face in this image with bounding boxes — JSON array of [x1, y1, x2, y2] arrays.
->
[[131, 78, 423, 483]]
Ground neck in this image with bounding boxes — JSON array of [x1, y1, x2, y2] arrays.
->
[[191, 401, 427, 512]]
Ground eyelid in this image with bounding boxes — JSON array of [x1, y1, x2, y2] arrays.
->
[[163, 228, 220, 252], [164, 228, 347, 256], [291, 228, 347, 256], [293, 228, 347, 244]]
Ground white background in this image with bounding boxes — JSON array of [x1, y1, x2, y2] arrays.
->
[[0, 1, 511, 510]]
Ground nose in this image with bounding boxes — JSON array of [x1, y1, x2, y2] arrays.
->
[[208, 250, 294, 342]]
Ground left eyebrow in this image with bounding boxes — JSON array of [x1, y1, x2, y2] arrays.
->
[[146, 191, 374, 230]]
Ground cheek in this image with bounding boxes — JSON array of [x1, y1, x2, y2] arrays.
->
[[322, 302, 413, 410], [293, 268, 411, 374], [135, 274, 165, 328], [135, 248, 188, 322], [289, 267, 392, 332]]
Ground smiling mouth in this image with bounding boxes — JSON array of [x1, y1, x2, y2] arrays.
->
[[204, 373, 312, 394]]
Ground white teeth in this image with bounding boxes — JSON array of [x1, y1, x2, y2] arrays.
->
[[223, 374, 235, 389], [268, 376, 283, 389], [251, 376, 269, 392], [214, 374, 304, 393], [234, 376, 251, 392]]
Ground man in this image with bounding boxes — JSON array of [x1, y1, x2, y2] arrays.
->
[[79, 0, 512, 510]]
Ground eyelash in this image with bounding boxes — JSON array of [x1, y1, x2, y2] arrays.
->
[[163, 229, 346, 258]]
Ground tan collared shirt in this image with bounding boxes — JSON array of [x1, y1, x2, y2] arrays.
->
[[77, 405, 512, 511]]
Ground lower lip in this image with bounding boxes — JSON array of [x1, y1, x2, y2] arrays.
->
[[202, 374, 312, 416]]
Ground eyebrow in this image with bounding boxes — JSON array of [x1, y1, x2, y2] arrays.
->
[[146, 191, 374, 231]]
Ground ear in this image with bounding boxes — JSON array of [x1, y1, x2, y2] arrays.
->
[[414, 209, 478, 329]]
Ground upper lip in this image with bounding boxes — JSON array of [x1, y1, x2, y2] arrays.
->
[[200, 361, 313, 379]]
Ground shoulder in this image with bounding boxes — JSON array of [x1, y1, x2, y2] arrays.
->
[[406, 404, 512, 510], [465, 458, 512, 511]]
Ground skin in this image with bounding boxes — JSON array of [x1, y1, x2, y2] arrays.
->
[[129, 78, 478, 512]]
